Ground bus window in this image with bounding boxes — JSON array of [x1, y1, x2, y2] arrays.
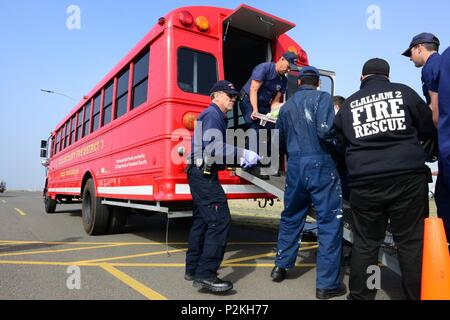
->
[[116, 68, 129, 119], [70, 115, 76, 145], [319, 75, 333, 96], [132, 50, 149, 109], [55, 130, 60, 154], [64, 121, 70, 148], [92, 93, 101, 133], [102, 82, 113, 126], [177, 48, 217, 96], [76, 109, 83, 141], [83, 102, 91, 138]]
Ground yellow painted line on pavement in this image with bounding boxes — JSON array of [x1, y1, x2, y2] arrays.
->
[[74, 248, 188, 265], [0, 260, 317, 269], [0, 243, 128, 258], [14, 208, 27, 216], [0, 242, 26, 246], [0, 240, 188, 246], [0, 240, 295, 246], [100, 263, 168, 300], [223, 263, 317, 268], [222, 245, 318, 265]]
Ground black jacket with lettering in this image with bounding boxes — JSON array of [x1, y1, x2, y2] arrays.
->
[[334, 75, 435, 185]]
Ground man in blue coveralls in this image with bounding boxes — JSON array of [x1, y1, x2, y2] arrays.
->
[[270, 66, 345, 300], [239, 51, 298, 179], [403, 33, 450, 241], [185, 80, 260, 293], [437, 46, 450, 241]]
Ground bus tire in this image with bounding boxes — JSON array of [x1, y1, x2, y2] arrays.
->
[[82, 179, 110, 235], [108, 207, 128, 234], [44, 195, 57, 214]]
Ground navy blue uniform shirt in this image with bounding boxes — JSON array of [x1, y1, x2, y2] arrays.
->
[[190, 103, 243, 169], [439, 47, 450, 181], [243, 62, 287, 114], [422, 52, 441, 104], [276, 84, 336, 157]]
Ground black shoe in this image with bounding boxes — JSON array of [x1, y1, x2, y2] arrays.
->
[[316, 284, 347, 300], [245, 167, 270, 180], [271, 266, 286, 282], [193, 277, 233, 293], [184, 271, 195, 281]]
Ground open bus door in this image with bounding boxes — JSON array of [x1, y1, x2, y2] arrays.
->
[[223, 5, 296, 130]]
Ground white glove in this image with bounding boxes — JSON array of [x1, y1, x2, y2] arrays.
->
[[240, 149, 261, 169]]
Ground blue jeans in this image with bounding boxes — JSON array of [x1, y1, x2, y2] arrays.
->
[[275, 154, 343, 290]]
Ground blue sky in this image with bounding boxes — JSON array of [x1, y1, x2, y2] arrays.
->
[[0, 0, 448, 190]]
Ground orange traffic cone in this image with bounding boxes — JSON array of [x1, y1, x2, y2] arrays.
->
[[421, 217, 450, 300]]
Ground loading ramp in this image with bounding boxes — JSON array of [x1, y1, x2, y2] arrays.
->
[[235, 168, 401, 275]]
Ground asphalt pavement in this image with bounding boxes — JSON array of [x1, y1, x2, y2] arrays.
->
[[0, 191, 404, 300]]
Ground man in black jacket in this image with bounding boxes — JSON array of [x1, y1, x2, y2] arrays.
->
[[334, 58, 435, 300]]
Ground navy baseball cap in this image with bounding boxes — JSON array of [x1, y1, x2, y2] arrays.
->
[[402, 33, 440, 57], [210, 80, 239, 95], [282, 51, 299, 67], [299, 66, 320, 79]]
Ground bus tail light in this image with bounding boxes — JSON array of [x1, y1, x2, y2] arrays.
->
[[195, 16, 210, 32], [179, 10, 193, 27], [183, 112, 197, 131]]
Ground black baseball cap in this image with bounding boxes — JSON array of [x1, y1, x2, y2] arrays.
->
[[402, 33, 440, 57], [362, 58, 390, 77], [210, 80, 239, 95]]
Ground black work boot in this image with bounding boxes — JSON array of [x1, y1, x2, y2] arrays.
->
[[270, 266, 287, 282], [193, 277, 233, 293], [184, 271, 195, 281], [316, 284, 347, 300]]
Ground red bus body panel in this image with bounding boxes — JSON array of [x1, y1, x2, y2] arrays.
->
[[46, 5, 309, 202]]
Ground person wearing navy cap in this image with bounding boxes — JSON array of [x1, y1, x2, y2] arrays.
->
[[185, 80, 260, 294], [404, 33, 450, 242], [239, 51, 298, 179], [270, 65, 346, 300], [402, 32, 441, 126]]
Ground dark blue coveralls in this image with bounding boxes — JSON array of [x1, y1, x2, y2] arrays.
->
[[275, 84, 343, 290], [185, 103, 240, 280], [438, 47, 450, 239], [240, 62, 287, 154]]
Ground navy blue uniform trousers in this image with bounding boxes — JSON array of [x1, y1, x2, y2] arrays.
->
[[435, 160, 450, 241], [275, 154, 343, 290], [185, 165, 231, 280]]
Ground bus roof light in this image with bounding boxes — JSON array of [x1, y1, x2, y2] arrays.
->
[[179, 11, 193, 27], [195, 16, 210, 32]]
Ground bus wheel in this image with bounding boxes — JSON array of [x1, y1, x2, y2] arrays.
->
[[108, 207, 128, 234], [82, 179, 110, 235], [44, 195, 57, 214]]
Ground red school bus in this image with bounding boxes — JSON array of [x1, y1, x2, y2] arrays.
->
[[41, 4, 332, 235]]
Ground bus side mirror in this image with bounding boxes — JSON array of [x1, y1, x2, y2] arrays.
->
[[40, 149, 47, 158], [41, 140, 48, 149]]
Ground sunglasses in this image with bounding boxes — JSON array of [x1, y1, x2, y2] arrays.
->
[[224, 93, 238, 100]]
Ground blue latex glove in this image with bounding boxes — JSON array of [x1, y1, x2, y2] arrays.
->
[[240, 149, 261, 169]]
